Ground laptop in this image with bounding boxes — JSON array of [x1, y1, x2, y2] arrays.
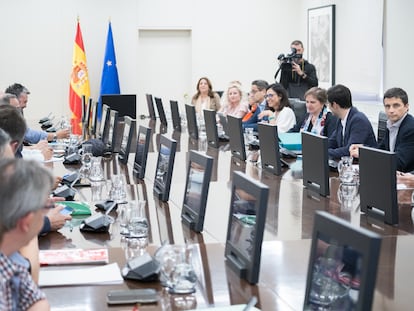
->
[[217, 112, 230, 141]]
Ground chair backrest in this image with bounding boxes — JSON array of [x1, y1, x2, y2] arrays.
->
[[377, 111, 387, 143], [289, 98, 307, 126]]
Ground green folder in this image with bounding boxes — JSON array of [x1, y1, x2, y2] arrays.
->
[[61, 201, 92, 216]]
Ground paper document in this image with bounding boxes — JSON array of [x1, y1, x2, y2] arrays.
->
[[39, 262, 123, 287]]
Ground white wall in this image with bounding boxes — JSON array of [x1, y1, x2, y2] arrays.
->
[[0, 0, 412, 123]]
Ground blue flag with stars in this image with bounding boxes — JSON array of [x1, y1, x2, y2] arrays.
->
[[98, 21, 120, 118]]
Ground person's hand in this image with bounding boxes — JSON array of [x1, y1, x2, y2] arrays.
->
[[292, 62, 304, 76], [258, 110, 272, 119], [53, 176, 63, 190], [349, 144, 363, 158], [46, 204, 72, 231], [32, 140, 53, 160], [56, 128, 70, 139], [397, 171, 414, 184]]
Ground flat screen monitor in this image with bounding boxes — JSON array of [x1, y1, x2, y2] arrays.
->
[[89, 99, 98, 137], [227, 115, 246, 161], [302, 132, 330, 196], [258, 123, 285, 175], [304, 211, 381, 311], [359, 146, 398, 225], [225, 171, 269, 284], [99, 104, 111, 144], [133, 125, 152, 180], [118, 116, 136, 165], [185, 104, 199, 140], [203, 109, 219, 148], [153, 135, 177, 202], [107, 110, 119, 153], [84, 97, 92, 128], [154, 97, 168, 126], [146, 94, 157, 120], [170, 100, 181, 131], [181, 150, 214, 233], [101, 94, 136, 119], [81, 95, 87, 123]]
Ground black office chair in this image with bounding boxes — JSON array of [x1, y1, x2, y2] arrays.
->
[[377, 111, 387, 143], [289, 98, 307, 125]]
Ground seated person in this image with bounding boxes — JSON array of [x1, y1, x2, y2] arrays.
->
[[242, 80, 269, 131], [0, 105, 71, 236], [289, 87, 337, 137], [258, 83, 296, 133], [191, 77, 221, 114], [5, 83, 70, 145], [0, 158, 53, 310], [219, 81, 249, 118], [350, 87, 414, 172], [326, 84, 377, 159]]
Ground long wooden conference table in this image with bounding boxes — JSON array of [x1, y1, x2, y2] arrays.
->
[[39, 120, 414, 310]]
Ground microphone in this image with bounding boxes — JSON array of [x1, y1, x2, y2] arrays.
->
[[277, 53, 285, 60]]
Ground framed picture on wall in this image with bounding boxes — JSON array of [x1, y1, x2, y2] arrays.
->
[[308, 5, 335, 89]]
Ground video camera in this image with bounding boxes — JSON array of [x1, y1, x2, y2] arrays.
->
[[277, 47, 302, 70]]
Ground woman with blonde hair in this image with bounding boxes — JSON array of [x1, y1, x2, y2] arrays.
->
[[219, 81, 249, 118]]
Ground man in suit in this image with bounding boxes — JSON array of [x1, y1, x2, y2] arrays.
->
[[327, 84, 377, 159], [350, 87, 414, 172]]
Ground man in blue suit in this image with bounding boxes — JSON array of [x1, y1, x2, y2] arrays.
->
[[327, 84, 377, 159], [350, 87, 414, 172]]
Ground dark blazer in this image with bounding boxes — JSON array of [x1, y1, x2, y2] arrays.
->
[[242, 105, 262, 131], [328, 107, 377, 159], [289, 111, 337, 138], [378, 113, 414, 172]]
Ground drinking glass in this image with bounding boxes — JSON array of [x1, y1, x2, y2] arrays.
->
[[128, 200, 149, 238], [89, 157, 104, 182], [245, 127, 254, 144], [337, 156, 355, 185], [198, 130, 207, 151], [169, 245, 197, 294], [117, 203, 131, 235], [109, 174, 127, 203]]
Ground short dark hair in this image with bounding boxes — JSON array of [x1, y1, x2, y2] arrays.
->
[[327, 84, 353, 109], [266, 83, 291, 112], [252, 80, 269, 91], [4, 83, 30, 98], [0, 105, 27, 145], [291, 40, 304, 47], [383, 87, 408, 105]]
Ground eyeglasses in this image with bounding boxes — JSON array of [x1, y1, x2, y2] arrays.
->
[[265, 94, 275, 99]]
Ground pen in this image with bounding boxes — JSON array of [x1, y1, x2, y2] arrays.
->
[[242, 296, 257, 311]]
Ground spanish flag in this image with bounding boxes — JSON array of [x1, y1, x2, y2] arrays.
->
[[69, 19, 90, 134]]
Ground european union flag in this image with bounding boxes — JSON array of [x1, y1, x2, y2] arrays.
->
[[98, 22, 120, 118]]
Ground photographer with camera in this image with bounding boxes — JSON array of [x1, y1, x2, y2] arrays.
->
[[277, 40, 318, 100]]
